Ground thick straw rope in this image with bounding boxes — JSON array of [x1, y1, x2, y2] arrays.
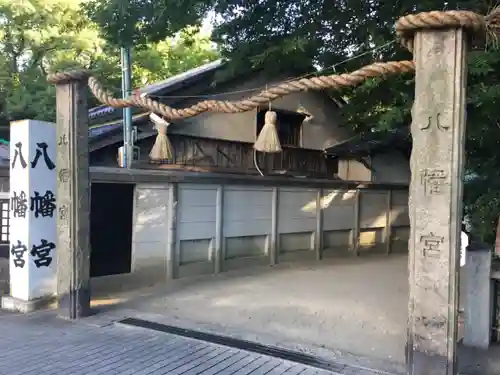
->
[[47, 9, 500, 122]]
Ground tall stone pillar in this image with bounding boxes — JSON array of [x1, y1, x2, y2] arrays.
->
[[1, 120, 57, 312], [407, 29, 467, 375], [49, 72, 92, 319]]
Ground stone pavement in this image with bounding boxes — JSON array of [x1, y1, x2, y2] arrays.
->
[[0, 311, 386, 375]]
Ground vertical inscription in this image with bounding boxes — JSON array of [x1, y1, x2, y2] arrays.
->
[[11, 142, 27, 169], [31, 239, 55, 268], [420, 233, 444, 258], [54, 78, 91, 319], [11, 240, 28, 268], [421, 169, 448, 195], [11, 191, 28, 218], [9, 124, 57, 285], [30, 191, 56, 218], [407, 29, 467, 375], [420, 113, 449, 131], [58, 134, 68, 146], [59, 204, 68, 221], [31, 142, 56, 170]]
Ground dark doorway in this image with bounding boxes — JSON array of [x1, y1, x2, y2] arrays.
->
[[90, 182, 134, 277]]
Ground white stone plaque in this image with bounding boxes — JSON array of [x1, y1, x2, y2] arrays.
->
[[9, 120, 56, 300]]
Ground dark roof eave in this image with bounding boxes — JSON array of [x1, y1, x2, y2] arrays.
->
[[324, 127, 411, 158], [88, 59, 225, 120]]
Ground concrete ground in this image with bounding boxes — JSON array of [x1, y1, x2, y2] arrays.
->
[[0, 310, 350, 375], [1, 252, 498, 374], [92, 253, 493, 374], [92, 254, 411, 373]]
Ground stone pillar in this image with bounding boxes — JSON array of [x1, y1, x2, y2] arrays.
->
[[407, 29, 467, 375], [1, 120, 57, 313], [463, 247, 493, 349], [51, 73, 91, 319]]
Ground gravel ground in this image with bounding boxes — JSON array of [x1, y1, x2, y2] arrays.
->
[[111, 254, 411, 374]]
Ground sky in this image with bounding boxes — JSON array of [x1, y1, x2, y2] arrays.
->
[[200, 11, 216, 36]]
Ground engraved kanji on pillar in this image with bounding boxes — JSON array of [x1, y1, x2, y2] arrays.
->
[[53, 76, 91, 319], [407, 28, 467, 375]]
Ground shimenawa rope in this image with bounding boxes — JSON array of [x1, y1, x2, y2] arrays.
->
[[46, 9, 500, 158]]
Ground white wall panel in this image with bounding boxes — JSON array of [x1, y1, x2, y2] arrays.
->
[[132, 185, 170, 270], [178, 184, 217, 241], [322, 189, 356, 231], [223, 186, 273, 237], [391, 190, 410, 227], [278, 188, 316, 234], [359, 191, 387, 228]]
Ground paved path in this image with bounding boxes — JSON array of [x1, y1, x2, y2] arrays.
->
[[0, 312, 360, 375]]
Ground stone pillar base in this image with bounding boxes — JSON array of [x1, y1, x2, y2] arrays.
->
[[463, 247, 493, 350], [1, 295, 56, 313]]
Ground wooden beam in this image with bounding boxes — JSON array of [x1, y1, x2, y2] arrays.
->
[[407, 28, 467, 375]]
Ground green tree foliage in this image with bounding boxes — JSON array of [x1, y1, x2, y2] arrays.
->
[[85, 0, 213, 47], [88, 0, 500, 243], [0, 0, 219, 128]]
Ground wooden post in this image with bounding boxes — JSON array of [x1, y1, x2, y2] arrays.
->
[[214, 185, 223, 274], [53, 76, 91, 319], [385, 190, 392, 254], [407, 28, 467, 375], [166, 183, 177, 280], [352, 190, 360, 255], [315, 188, 323, 260], [270, 187, 279, 265]]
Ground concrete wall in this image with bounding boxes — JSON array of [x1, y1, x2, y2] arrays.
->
[[131, 185, 170, 275], [169, 72, 350, 150], [0, 167, 9, 192], [372, 151, 410, 184], [338, 159, 372, 181], [130, 181, 410, 281], [337, 151, 410, 184]]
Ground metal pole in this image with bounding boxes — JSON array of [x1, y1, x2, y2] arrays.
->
[[120, 46, 133, 168]]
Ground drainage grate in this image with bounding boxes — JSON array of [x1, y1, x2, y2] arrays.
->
[[119, 317, 395, 375]]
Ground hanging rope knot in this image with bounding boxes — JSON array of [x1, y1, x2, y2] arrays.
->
[[395, 8, 500, 52], [254, 110, 282, 153], [47, 69, 92, 84], [156, 122, 168, 135], [149, 113, 173, 161]]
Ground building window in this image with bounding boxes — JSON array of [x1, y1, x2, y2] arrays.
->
[[256, 108, 305, 147], [0, 199, 8, 244]]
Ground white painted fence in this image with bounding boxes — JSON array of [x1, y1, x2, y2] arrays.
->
[[131, 183, 410, 280]]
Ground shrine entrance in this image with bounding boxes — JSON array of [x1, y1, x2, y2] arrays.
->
[[42, 7, 500, 375]]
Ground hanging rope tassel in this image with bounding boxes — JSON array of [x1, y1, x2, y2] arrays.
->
[[149, 113, 173, 161], [254, 110, 282, 153]]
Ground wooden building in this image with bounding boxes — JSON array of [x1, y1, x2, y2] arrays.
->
[[0, 60, 411, 285], [85, 60, 411, 282]]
